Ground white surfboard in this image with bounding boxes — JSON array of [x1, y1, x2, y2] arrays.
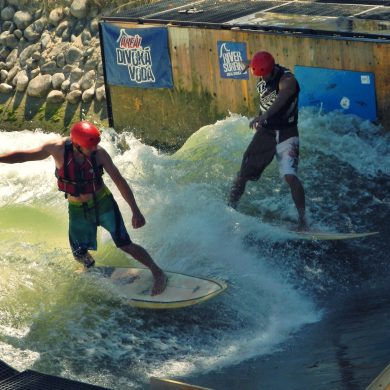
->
[[88, 266, 227, 309], [292, 230, 379, 241]]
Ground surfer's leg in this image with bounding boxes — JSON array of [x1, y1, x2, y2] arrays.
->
[[99, 195, 167, 295], [276, 137, 307, 230], [72, 249, 95, 268], [120, 243, 167, 296], [285, 174, 307, 230], [68, 202, 97, 268], [228, 130, 276, 208], [228, 175, 247, 209]]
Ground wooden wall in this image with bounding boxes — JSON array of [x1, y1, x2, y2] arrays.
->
[[106, 21, 390, 149]]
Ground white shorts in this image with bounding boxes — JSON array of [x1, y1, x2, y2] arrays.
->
[[275, 135, 299, 177]]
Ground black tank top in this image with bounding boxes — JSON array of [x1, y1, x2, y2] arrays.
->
[[256, 65, 300, 141]]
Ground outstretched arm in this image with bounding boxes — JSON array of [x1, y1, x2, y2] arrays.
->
[[99, 148, 145, 228], [0, 143, 54, 164]]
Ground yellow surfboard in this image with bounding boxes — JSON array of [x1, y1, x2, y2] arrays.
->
[[88, 267, 227, 309], [293, 231, 379, 241], [150, 377, 213, 389]]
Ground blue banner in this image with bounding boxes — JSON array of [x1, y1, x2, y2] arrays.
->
[[101, 23, 173, 88], [295, 65, 377, 121], [217, 41, 248, 80]]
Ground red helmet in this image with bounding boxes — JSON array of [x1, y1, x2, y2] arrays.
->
[[250, 51, 275, 77], [70, 121, 101, 148]]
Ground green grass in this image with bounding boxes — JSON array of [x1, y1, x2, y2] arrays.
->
[[5, 110, 17, 122]]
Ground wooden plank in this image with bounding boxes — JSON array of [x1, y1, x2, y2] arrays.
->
[[104, 20, 390, 149]]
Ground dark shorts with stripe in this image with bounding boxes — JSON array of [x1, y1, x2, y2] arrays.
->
[[239, 129, 277, 181], [68, 186, 131, 257]]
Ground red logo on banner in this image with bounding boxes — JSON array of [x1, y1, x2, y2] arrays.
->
[[118, 30, 142, 49]]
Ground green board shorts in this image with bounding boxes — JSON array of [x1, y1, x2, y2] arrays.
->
[[68, 186, 132, 258]]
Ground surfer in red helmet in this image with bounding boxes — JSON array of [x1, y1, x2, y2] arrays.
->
[[229, 51, 307, 230], [0, 121, 167, 296]]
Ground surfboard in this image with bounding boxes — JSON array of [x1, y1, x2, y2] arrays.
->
[[292, 230, 379, 241], [366, 361, 390, 390], [150, 377, 212, 389], [87, 266, 227, 309]]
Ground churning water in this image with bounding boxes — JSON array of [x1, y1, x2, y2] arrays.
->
[[0, 108, 389, 389]]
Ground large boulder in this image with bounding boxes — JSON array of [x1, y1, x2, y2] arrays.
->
[[95, 85, 106, 102], [82, 86, 95, 102], [0, 47, 11, 61], [1, 7, 15, 21], [0, 83, 13, 93], [15, 70, 29, 92], [4, 33, 19, 49], [90, 18, 99, 36], [52, 72, 65, 90], [30, 68, 40, 79], [23, 17, 47, 42], [2, 21, 16, 33], [24, 25, 41, 42], [56, 20, 69, 37], [81, 30, 91, 46], [27, 74, 52, 97], [40, 61, 58, 75], [33, 17, 48, 36], [6, 65, 20, 84], [66, 89, 82, 104], [56, 53, 66, 68], [19, 43, 41, 67], [41, 32, 51, 49], [49, 8, 65, 27], [0, 31, 10, 46], [0, 69, 8, 82], [70, 0, 88, 19], [13, 11, 33, 30], [79, 69, 95, 91], [61, 79, 71, 92], [47, 90, 65, 104], [65, 46, 82, 64], [69, 67, 83, 83], [5, 49, 18, 69]]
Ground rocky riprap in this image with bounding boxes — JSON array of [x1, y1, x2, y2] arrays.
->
[[0, 0, 107, 105]]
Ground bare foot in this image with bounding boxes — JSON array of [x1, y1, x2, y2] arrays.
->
[[74, 252, 95, 269], [297, 219, 308, 232], [151, 271, 168, 296]]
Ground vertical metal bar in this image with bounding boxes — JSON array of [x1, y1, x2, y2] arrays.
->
[[98, 21, 115, 128]]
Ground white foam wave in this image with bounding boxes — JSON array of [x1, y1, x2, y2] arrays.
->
[[0, 108, 385, 386]]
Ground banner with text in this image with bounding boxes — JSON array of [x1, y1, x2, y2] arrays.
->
[[217, 41, 248, 80], [101, 23, 173, 88]]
